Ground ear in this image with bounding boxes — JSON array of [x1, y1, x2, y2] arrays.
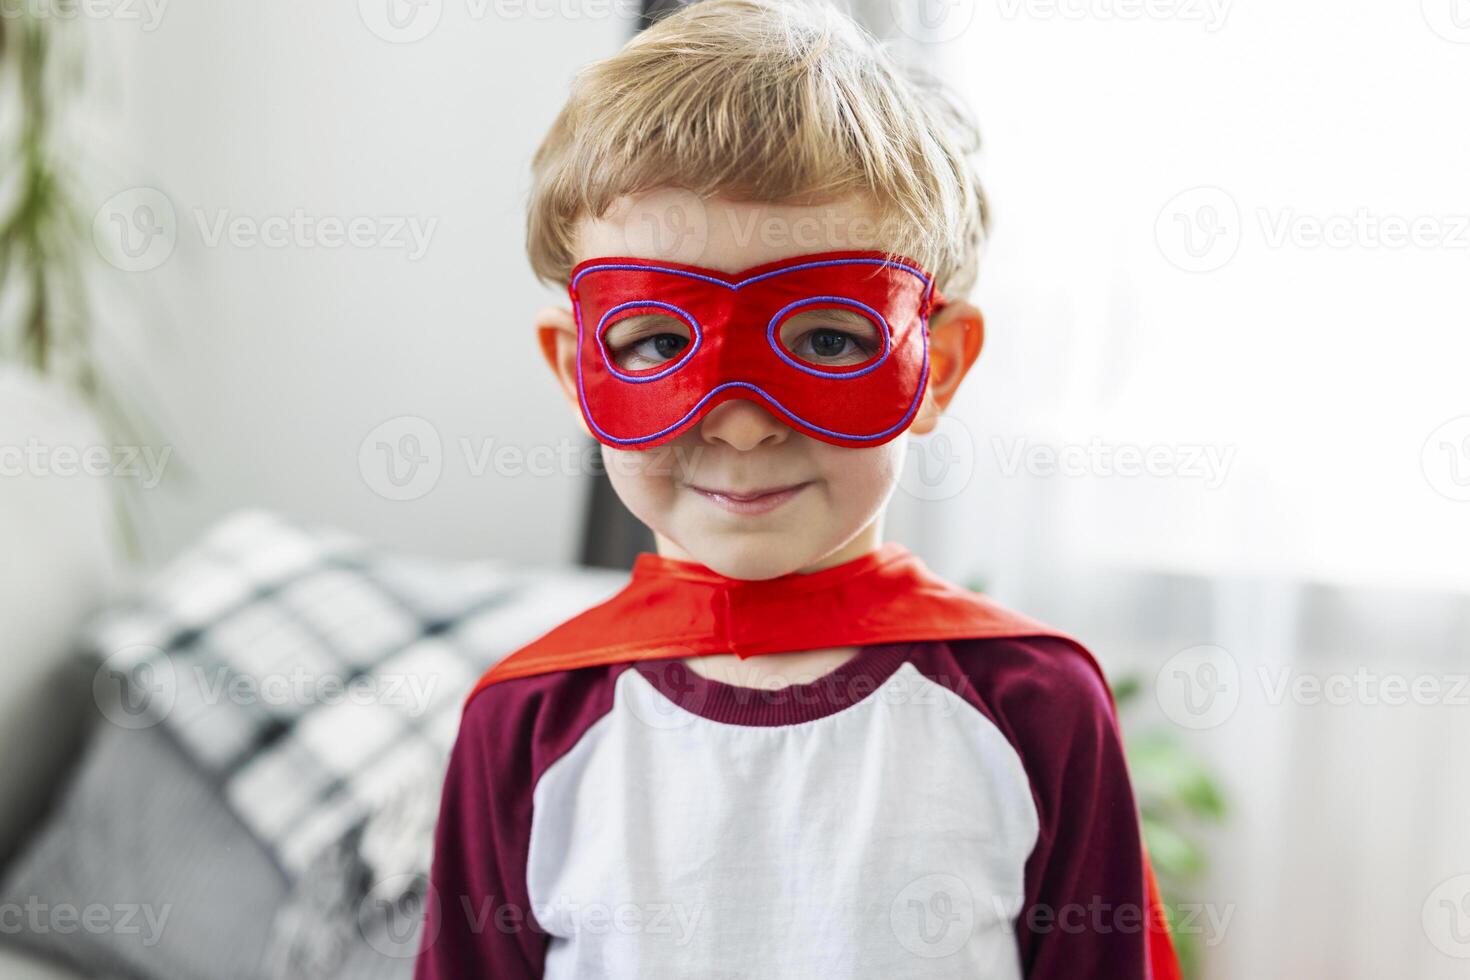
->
[[909, 300, 985, 436], [535, 305, 593, 438]]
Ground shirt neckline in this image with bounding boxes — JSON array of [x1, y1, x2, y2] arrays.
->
[[631, 642, 919, 727]]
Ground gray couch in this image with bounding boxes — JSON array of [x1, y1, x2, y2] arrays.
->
[[0, 511, 626, 980], [0, 625, 95, 978]]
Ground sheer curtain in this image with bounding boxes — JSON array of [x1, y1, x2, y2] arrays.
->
[[890, 1, 1470, 976]]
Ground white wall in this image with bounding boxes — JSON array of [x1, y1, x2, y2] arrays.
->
[[912, 5, 1470, 976], [83, 1, 639, 569], [927, 0, 1470, 596]]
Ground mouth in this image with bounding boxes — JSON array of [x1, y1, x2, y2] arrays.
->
[[684, 481, 813, 516]]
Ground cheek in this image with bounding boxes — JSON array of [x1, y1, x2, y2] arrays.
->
[[602, 445, 683, 514], [816, 439, 905, 504]]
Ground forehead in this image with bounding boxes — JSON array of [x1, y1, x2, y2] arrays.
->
[[574, 192, 889, 274]]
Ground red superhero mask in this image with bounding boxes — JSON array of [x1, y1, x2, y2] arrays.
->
[[568, 249, 948, 449]]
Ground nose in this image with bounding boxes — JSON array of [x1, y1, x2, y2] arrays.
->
[[697, 396, 791, 451]]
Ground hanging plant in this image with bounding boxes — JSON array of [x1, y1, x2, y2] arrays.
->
[[0, 2, 181, 556]]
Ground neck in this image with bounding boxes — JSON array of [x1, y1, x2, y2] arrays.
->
[[652, 518, 886, 579], [652, 522, 887, 686]]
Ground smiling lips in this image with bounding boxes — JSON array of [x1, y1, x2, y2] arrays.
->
[[686, 481, 812, 515]]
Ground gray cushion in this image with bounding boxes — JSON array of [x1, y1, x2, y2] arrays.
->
[[0, 946, 88, 980], [0, 717, 286, 980], [0, 628, 457, 980], [0, 638, 96, 873]]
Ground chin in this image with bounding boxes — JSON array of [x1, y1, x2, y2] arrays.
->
[[681, 536, 816, 581]]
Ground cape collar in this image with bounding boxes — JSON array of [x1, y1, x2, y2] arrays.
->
[[471, 540, 1068, 690]]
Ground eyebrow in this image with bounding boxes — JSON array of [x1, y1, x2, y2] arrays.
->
[[783, 307, 873, 327], [605, 313, 689, 337], [607, 306, 876, 335]]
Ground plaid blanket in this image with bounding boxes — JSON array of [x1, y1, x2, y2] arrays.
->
[[86, 509, 627, 884]]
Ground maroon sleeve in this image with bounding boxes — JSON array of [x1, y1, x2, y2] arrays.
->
[[413, 665, 624, 980], [916, 638, 1154, 979], [413, 684, 546, 979]]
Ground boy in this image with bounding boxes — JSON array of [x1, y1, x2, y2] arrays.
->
[[415, 0, 1180, 977]]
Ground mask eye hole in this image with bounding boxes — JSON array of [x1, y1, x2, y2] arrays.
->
[[775, 306, 885, 371], [603, 311, 695, 373]]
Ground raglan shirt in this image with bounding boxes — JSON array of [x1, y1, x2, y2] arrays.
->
[[413, 637, 1156, 979]]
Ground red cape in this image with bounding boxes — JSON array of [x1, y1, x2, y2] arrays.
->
[[471, 541, 1181, 979]]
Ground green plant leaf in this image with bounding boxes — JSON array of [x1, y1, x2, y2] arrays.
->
[[1111, 672, 1142, 705], [1128, 733, 1227, 820], [1141, 814, 1206, 879]]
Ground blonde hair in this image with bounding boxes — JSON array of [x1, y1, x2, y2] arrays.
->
[[525, 0, 989, 300]]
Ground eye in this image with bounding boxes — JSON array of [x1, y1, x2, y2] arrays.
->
[[604, 313, 693, 371], [777, 308, 882, 368]]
